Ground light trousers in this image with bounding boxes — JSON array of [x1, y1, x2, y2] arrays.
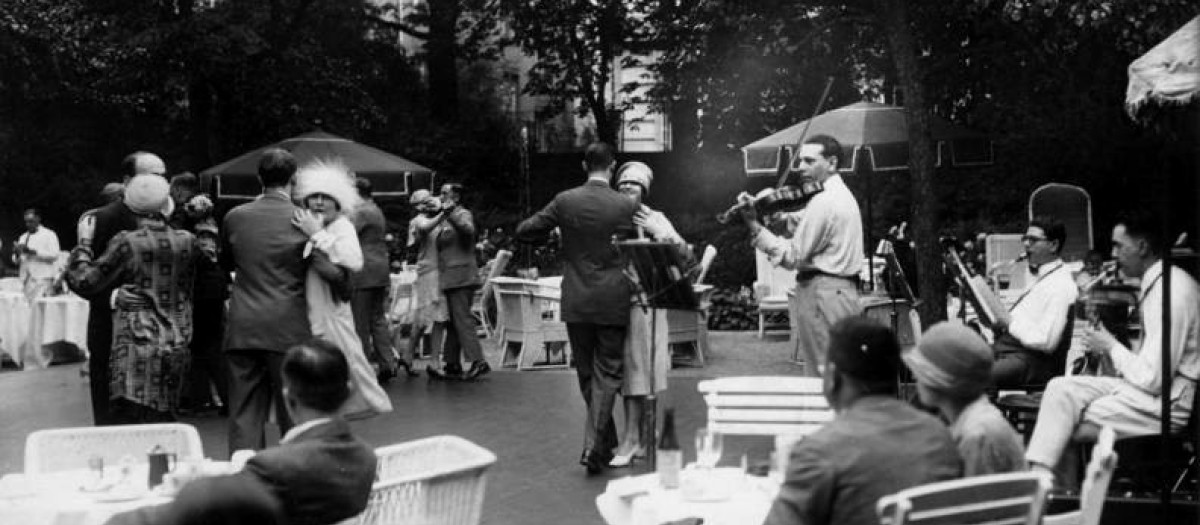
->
[[790, 275, 862, 376]]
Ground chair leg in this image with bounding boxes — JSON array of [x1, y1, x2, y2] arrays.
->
[[1173, 455, 1197, 492], [758, 313, 766, 338]]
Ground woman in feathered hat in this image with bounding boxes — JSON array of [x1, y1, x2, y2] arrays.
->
[[291, 159, 393, 419], [69, 174, 214, 422]]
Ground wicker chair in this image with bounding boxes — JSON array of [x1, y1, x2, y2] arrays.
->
[[346, 435, 497, 525], [24, 423, 204, 474]]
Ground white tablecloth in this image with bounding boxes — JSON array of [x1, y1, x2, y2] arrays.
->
[[596, 470, 778, 525], [0, 458, 235, 525], [25, 295, 90, 369], [0, 291, 31, 365]]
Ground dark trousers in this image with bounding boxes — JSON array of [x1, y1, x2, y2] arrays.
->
[[992, 336, 1057, 388], [85, 302, 114, 425], [442, 286, 483, 365], [566, 322, 626, 453], [186, 299, 229, 407], [226, 349, 291, 455], [351, 286, 398, 368]]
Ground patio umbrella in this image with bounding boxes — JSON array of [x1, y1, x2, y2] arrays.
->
[[200, 131, 435, 199], [1125, 15, 1200, 121], [1123, 14, 1200, 512], [741, 101, 993, 177]]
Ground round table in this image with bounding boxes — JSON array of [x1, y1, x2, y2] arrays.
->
[[25, 294, 90, 369], [0, 291, 32, 365]]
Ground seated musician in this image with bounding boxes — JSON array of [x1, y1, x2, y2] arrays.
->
[[1026, 210, 1200, 485], [990, 217, 1078, 388]]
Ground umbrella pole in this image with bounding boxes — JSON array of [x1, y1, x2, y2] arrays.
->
[[1159, 165, 1173, 511], [859, 148, 875, 292]]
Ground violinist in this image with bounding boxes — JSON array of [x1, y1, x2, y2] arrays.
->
[[741, 134, 864, 377]]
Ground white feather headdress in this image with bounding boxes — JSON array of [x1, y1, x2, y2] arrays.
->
[[292, 158, 360, 215]]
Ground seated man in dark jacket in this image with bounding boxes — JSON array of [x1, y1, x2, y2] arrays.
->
[[763, 318, 963, 525], [106, 339, 378, 525]]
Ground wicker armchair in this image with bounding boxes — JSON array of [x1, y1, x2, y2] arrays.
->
[[24, 423, 204, 474]]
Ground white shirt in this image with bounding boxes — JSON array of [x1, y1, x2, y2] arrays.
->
[[1110, 261, 1200, 397], [14, 226, 61, 281], [752, 175, 863, 277], [280, 417, 333, 444], [1007, 259, 1079, 352]]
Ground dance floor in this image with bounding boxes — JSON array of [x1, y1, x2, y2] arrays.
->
[[0, 331, 799, 525]]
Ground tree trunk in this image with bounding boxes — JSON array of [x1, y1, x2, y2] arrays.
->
[[876, 0, 947, 325], [426, 0, 460, 121]]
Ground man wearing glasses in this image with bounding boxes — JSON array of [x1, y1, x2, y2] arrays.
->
[[990, 216, 1078, 388]]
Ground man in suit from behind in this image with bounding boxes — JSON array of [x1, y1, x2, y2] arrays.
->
[[350, 177, 404, 379], [105, 339, 378, 525], [70, 151, 165, 425], [516, 142, 638, 474], [221, 148, 312, 453]]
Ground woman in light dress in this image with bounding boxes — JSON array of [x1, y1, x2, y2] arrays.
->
[[609, 161, 693, 467], [405, 190, 450, 377], [291, 160, 392, 419]]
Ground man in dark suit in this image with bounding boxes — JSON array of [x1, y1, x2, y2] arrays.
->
[[71, 151, 165, 425], [516, 142, 638, 473], [105, 339, 378, 525], [350, 177, 405, 379], [221, 148, 312, 453], [435, 182, 489, 380]]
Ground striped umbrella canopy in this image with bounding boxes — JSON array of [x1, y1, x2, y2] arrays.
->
[[741, 101, 992, 177], [201, 131, 435, 199]]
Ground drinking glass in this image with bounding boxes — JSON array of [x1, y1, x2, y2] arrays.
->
[[695, 427, 723, 469]]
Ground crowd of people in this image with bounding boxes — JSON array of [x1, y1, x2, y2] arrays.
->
[[3, 134, 1196, 525]]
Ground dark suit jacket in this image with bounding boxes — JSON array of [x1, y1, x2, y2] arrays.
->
[[351, 199, 390, 289], [70, 200, 139, 308], [516, 178, 637, 326], [436, 206, 480, 290], [221, 191, 311, 352], [104, 418, 377, 525]]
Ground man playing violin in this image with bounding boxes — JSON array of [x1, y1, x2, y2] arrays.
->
[[741, 134, 864, 377], [1025, 210, 1200, 485], [990, 217, 1079, 388]]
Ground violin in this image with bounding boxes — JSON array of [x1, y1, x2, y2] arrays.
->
[[719, 76, 836, 227], [715, 179, 824, 224]]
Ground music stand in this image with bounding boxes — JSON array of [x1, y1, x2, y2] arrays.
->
[[616, 240, 699, 470]]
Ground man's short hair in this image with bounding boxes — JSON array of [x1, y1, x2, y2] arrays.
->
[[583, 142, 615, 173], [258, 148, 297, 188], [170, 172, 199, 193], [355, 177, 372, 198], [1030, 216, 1067, 254], [828, 317, 901, 394], [1116, 209, 1164, 256], [282, 338, 351, 413], [121, 151, 166, 178], [23, 208, 40, 220], [804, 134, 843, 166], [441, 182, 464, 198]]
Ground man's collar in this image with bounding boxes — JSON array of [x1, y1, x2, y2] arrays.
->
[[1142, 259, 1164, 290], [1030, 258, 1062, 276], [585, 176, 610, 187], [280, 417, 333, 444]]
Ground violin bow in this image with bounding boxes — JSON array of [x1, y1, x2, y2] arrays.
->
[[777, 76, 836, 189]]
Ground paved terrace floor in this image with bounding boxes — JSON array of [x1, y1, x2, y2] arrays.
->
[[0, 330, 802, 525]]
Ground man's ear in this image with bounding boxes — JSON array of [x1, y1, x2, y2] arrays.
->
[[1136, 238, 1151, 258]]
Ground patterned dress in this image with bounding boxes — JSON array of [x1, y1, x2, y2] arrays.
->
[[67, 223, 207, 417]]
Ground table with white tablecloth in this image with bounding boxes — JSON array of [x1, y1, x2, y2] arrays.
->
[[0, 461, 234, 525], [596, 469, 779, 525], [0, 291, 32, 365]]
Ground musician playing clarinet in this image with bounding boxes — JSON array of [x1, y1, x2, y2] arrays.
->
[[741, 135, 863, 377], [990, 217, 1078, 388], [1026, 210, 1200, 485]]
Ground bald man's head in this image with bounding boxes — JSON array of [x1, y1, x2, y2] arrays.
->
[[121, 151, 167, 181]]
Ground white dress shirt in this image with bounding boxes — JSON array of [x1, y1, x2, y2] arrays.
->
[[1007, 259, 1079, 353], [14, 226, 61, 281], [280, 417, 333, 444], [1110, 260, 1200, 397], [752, 175, 863, 277]]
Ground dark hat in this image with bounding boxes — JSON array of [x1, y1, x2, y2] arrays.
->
[[827, 317, 901, 383]]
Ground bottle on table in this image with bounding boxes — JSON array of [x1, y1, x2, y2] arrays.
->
[[657, 407, 682, 489]]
